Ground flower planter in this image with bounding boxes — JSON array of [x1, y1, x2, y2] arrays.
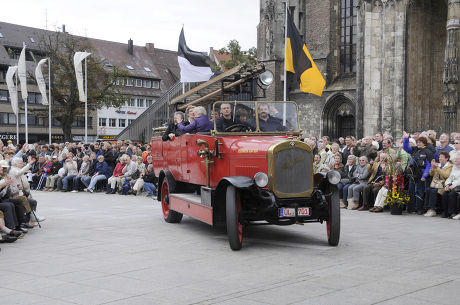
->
[[390, 205, 403, 215]]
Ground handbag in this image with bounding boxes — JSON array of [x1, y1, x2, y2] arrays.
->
[[430, 174, 445, 189]]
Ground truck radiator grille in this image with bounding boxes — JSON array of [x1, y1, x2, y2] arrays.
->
[[273, 148, 312, 195]]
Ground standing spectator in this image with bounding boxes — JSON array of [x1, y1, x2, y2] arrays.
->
[[403, 131, 434, 214], [375, 132, 384, 150], [381, 138, 397, 161], [341, 136, 354, 165]]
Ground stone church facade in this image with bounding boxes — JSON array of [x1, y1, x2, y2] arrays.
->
[[257, 0, 458, 139]]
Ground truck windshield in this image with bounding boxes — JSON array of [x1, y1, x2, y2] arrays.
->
[[212, 101, 299, 133]]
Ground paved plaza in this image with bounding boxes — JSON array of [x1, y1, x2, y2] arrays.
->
[[0, 190, 459, 305]]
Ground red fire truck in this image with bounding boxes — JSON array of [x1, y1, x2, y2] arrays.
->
[[151, 100, 341, 250]]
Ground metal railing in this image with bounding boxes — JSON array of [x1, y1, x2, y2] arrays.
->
[[116, 81, 198, 142]]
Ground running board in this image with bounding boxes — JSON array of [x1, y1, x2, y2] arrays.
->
[[169, 193, 213, 225]]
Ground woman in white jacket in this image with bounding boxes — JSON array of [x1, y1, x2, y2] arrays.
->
[[61, 153, 78, 192], [441, 154, 460, 219]]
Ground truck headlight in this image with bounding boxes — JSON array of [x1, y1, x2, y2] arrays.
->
[[254, 172, 269, 188], [327, 170, 341, 185]]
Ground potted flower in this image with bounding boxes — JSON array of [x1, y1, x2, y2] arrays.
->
[[385, 174, 409, 215]]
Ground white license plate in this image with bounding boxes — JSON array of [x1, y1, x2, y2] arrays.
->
[[279, 207, 311, 217]]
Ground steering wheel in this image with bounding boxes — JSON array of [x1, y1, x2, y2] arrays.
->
[[224, 124, 252, 132]]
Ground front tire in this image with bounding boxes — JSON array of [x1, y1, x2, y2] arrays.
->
[[326, 186, 340, 246], [226, 185, 243, 250], [160, 179, 183, 223]]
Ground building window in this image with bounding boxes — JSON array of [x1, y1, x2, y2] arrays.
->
[[143, 80, 151, 88], [128, 119, 135, 125], [135, 79, 143, 87], [72, 117, 86, 128], [99, 118, 106, 127], [126, 65, 134, 70], [126, 78, 133, 86], [146, 99, 153, 107], [152, 81, 160, 89], [0, 113, 8, 124], [52, 118, 61, 127], [0, 90, 8, 102], [144, 67, 151, 72], [128, 98, 135, 107], [109, 118, 116, 127], [137, 98, 144, 107], [119, 119, 126, 127], [340, 0, 357, 73]]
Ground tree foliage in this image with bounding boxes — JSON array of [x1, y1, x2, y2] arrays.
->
[[32, 31, 129, 141], [218, 40, 257, 70]]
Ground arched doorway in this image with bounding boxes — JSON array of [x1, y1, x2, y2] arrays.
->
[[322, 94, 356, 139]]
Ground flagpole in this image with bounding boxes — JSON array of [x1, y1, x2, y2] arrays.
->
[[15, 72, 19, 145], [283, 3, 288, 102], [48, 58, 52, 145], [84, 55, 88, 144], [24, 86, 28, 144]]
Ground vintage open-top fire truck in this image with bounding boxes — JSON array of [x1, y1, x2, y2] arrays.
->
[[151, 65, 340, 250]]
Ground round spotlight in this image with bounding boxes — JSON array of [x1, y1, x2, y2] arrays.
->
[[327, 170, 341, 185], [254, 172, 269, 188], [259, 70, 274, 87]]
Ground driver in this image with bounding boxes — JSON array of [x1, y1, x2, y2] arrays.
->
[[248, 103, 287, 132], [216, 103, 238, 132]]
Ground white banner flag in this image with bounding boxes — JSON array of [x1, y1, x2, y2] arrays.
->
[[35, 58, 49, 105], [18, 42, 28, 102], [73, 52, 91, 103], [6, 66, 19, 116]]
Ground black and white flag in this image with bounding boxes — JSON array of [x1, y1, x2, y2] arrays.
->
[[178, 28, 213, 83]]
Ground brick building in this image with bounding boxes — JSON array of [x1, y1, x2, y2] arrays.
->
[[258, 0, 457, 139]]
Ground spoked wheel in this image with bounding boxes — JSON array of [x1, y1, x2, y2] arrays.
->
[[160, 179, 183, 223], [326, 186, 340, 246], [226, 185, 243, 251]]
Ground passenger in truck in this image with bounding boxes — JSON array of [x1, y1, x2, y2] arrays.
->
[[248, 103, 287, 132], [216, 103, 238, 132], [178, 106, 214, 134], [162, 111, 187, 141]]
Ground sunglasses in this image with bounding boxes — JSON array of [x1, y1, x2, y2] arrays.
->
[[455, 142, 460, 144]]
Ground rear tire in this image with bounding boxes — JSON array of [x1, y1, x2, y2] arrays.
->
[[326, 186, 340, 246], [160, 179, 183, 223], [226, 185, 243, 250]]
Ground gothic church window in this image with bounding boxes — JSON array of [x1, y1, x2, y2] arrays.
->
[[340, 0, 357, 73]]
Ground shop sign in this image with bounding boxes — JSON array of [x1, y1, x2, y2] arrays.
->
[[0, 134, 17, 140]]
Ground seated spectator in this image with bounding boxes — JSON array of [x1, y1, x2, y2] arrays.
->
[[84, 155, 110, 193], [425, 151, 452, 217], [435, 133, 453, 161], [107, 156, 126, 194], [61, 154, 78, 192], [317, 142, 328, 165], [441, 154, 460, 219], [71, 155, 91, 193], [122, 154, 138, 182], [450, 139, 460, 160], [178, 106, 213, 133], [142, 164, 158, 197], [44, 156, 63, 191], [339, 155, 356, 208], [347, 156, 370, 210], [313, 154, 326, 174], [162, 111, 187, 141], [0, 210, 21, 243], [324, 143, 342, 168], [361, 153, 390, 211]]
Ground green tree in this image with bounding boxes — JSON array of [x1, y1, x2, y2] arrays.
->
[[218, 40, 257, 70], [32, 31, 129, 141]]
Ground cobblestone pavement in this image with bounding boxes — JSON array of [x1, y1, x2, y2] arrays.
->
[[0, 190, 459, 305]]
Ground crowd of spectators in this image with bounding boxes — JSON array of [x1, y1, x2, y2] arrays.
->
[[2, 126, 459, 244], [307, 131, 460, 220], [0, 139, 157, 244]]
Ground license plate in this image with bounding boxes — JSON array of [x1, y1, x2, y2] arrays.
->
[[279, 207, 311, 217]]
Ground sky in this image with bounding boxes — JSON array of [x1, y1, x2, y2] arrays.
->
[[1, 0, 260, 52]]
